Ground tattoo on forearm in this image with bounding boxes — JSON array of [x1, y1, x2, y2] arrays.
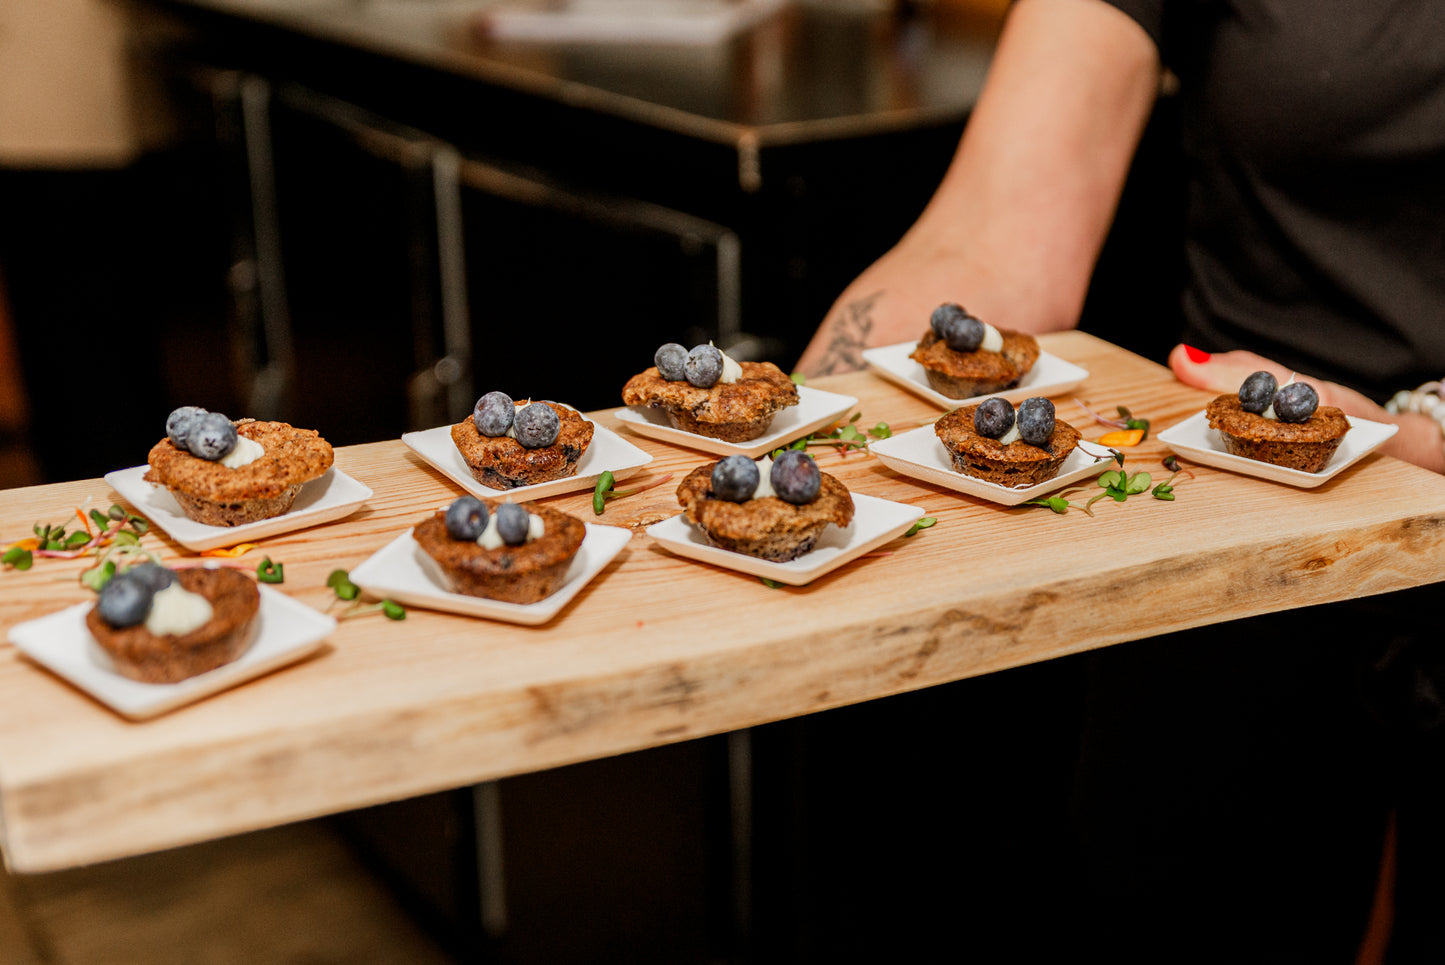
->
[[813, 291, 881, 375]]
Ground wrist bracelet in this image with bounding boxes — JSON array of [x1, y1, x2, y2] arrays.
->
[[1385, 382, 1445, 442]]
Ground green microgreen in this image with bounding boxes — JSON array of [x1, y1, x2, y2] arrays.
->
[[1025, 454, 1189, 516], [80, 559, 117, 591], [326, 568, 404, 619], [2, 545, 33, 570], [760, 577, 783, 588], [904, 517, 937, 537], [5, 502, 154, 583], [1074, 399, 1152, 441], [256, 557, 284, 583], [592, 470, 675, 516], [774, 413, 891, 458], [789, 372, 806, 386], [327, 568, 360, 600]]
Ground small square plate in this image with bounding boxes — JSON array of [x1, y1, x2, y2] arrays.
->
[[1157, 411, 1398, 488], [105, 466, 373, 553], [6, 584, 335, 720], [615, 385, 859, 458], [645, 492, 924, 586], [862, 341, 1090, 410], [348, 523, 631, 625], [870, 425, 1115, 506], [402, 422, 653, 500]]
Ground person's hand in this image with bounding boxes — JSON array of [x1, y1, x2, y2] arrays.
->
[[1168, 344, 1445, 473]]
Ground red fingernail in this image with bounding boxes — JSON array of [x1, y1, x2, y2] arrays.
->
[[1184, 345, 1211, 363]]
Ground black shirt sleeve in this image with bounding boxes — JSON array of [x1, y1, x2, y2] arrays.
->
[[1092, 0, 1165, 52]]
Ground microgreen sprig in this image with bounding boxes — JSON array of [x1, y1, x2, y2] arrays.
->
[[905, 516, 937, 537], [1074, 399, 1151, 440], [592, 470, 676, 515], [326, 568, 404, 620], [1025, 452, 1187, 515], [4, 503, 153, 577], [775, 413, 891, 459]]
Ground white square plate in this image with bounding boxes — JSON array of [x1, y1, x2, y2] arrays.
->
[[615, 385, 859, 458], [105, 466, 373, 553], [402, 422, 652, 500], [6, 584, 335, 720], [1157, 411, 1398, 489], [870, 425, 1115, 506], [348, 523, 631, 625], [645, 492, 925, 586], [862, 341, 1090, 410]]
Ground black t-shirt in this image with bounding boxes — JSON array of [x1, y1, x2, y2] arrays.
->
[[1101, 0, 1445, 400]]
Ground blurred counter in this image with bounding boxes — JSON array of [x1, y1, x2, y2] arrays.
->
[[125, 0, 1006, 439]]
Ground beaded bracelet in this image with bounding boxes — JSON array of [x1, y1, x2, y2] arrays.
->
[[1385, 382, 1445, 441]]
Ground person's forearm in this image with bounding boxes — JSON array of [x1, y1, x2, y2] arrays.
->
[[910, 0, 1161, 332], [796, 0, 1160, 376]]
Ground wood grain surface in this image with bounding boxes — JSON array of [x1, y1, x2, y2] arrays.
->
[[4, 331, 1445, 873]]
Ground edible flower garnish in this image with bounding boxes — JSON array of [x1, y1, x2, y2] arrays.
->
[[1075, 399, 1151, 442], [3, 502, 152, 581], [201, 543, 259, 559]]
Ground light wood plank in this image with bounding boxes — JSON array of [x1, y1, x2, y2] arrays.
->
[[3, 331, 1445, 872]]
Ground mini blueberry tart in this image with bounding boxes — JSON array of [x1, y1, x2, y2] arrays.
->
[[451, 393, 595, 489], [675, 451, 854, 561], [1205, 371, 1349, 473], [144, 407, 334, 527], [84, 563, 261, 684], [935, 396, 1080, 486], [413, 496, 587, 604], [622, 342, 799, 442], [909, 303, 1040, 399]]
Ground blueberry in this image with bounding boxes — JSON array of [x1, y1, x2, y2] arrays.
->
[[1016, 397, 1056, 447], [495, 502, 530, 546], [973, 398, 1015, 439], [165, 406, 208, 451], [770, 450, 821, 505], [473, 391, 515, 437], [930, 303, 969, 339], [939, 312, 986, 353], [1272, 382, 1319, 423], [710, 455, 760, 502], [513, 403, 560, 449], [188, 412, 238, 461], [96, 572, 154, 628], [126, 562, 176, 593], [654, 343, 689, 381], [1238, 371, 1278, 414], [444, 495, 489, 541], [685, 344, 723, 388]]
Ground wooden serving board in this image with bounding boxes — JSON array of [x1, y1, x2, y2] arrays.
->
[[2, 331, 1444, 872]]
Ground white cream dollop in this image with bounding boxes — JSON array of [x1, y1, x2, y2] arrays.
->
[[979, 322, 1004, 354], [219, 434, 264, 469], [717, 346, 744, 384], [997, 423, 1022, 445], [751, 455, 777, 500], [144, 582, 214, 636], [1260, 374, 1295, 421], [476, 509, 546, 550]]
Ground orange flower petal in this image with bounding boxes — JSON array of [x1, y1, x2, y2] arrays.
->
[[1096, 429, 1146, 447], [201, 543, 258, 558]]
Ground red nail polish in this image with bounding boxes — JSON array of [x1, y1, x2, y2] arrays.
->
[[1184, 345, 1211, 363]]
